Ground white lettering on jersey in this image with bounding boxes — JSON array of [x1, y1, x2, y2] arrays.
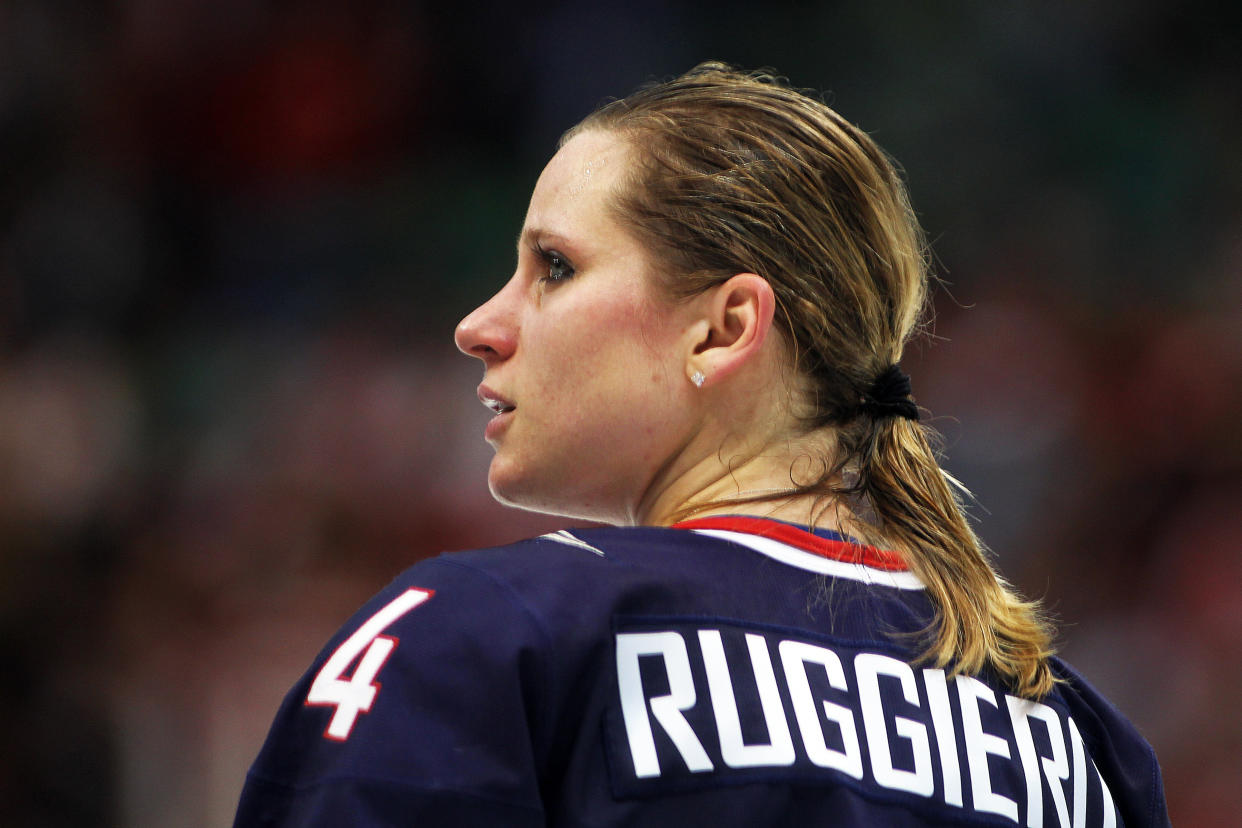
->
[[1071, 715, 1088, 828], [613, 627, 1120, 826], [924, 668, 964, 807], [779, 640, 863, 779], [1009, 696, 1071, 827], [616, 632, 714, 777], [958, 675, 1020, 822], [699, 630, 796, 768], [1069, 717, 1118, 828], [306, 587, 433, 740], [856, 652, 935, 798]]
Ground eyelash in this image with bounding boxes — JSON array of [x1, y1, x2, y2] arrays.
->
[[535, 245, 576, 284]]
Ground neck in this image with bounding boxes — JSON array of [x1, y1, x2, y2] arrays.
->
[[634, 426, 847, 532]]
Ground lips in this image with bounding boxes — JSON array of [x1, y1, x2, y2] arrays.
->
[[478, 384, 516, 443], [477, 384, 515, 414]]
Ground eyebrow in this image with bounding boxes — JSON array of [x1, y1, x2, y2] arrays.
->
[[517, 227, 574, 253], [519, 228, 563, 248]]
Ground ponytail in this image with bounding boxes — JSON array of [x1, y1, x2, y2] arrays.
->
[[855, 416, 1056, 698], [572, 63, 1058, 698]]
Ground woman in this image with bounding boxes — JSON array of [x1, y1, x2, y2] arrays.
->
[[235, 64, 1169, 826]]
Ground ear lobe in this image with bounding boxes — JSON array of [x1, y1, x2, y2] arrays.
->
[[691, 273, 775, 380]]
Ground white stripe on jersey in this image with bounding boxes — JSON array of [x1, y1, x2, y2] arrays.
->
[[690, 528, 925, 590], [540, 530, 606, 556]]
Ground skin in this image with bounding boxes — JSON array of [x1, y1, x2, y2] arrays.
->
[[455, 129, 842, 528]]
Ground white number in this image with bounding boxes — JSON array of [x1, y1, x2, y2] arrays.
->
[[305, 587, 434, 740]]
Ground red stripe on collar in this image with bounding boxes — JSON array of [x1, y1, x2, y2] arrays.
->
[[672, 516, 909, 572]]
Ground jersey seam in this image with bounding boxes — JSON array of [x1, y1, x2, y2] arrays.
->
[[432, 554, 564, 771], [1147, 744, 1162, 822], [433, 556, 560, 651]]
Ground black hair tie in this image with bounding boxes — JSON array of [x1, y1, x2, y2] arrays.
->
[[860, 365, 919, 422]]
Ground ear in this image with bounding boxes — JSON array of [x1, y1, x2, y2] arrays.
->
[[686, 273, 776, 385]]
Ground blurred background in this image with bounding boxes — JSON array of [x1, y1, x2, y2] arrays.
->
[[1, 0, 1238, 825]]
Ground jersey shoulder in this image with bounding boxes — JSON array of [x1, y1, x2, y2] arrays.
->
[[1047, 658, 1171, 826], [235, 526, 697, 827]]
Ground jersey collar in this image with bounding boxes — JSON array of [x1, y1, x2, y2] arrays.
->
[[672, 515, 910, 573]]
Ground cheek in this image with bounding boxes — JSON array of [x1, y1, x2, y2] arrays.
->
[[532, 294, 657, 374], [578, 303, 679, 392], [529, 303, 679, 434]]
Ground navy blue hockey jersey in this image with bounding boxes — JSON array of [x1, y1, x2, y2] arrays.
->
[[234, 516, 1170, 826]]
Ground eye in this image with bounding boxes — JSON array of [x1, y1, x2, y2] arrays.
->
[[536, 246, 576, 284], [546, 253, 575, 282]]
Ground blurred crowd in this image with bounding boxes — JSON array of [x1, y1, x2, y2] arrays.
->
[[1, 1, 1238, 825]]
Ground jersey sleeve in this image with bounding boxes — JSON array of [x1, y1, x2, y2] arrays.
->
[[233, 555, 554, 828], [1052, 659, 1172, 827]]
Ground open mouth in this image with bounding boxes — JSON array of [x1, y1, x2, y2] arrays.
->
[[478, 384, 515, 415], [478, 386, 515, 443], [484, 397, 515, 415]]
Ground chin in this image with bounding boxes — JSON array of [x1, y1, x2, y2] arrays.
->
[[487, 464, 620, 524], [487, 464, 558, 517]]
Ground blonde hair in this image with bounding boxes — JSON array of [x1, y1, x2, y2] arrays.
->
[[568, 62, 1056, 698]]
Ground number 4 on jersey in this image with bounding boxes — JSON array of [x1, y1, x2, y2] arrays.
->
[[305, 587, 434, 740]]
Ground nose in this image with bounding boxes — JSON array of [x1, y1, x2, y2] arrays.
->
[[454, 286, 517, 363]]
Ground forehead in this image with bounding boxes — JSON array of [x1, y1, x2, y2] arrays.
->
[[524, 130, 631, 239]]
